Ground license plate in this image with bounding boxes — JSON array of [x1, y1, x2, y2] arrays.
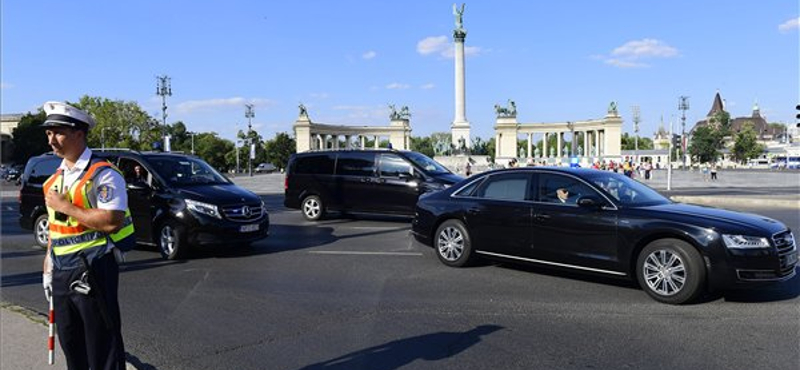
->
[[240, 224, 259, 232], [786, 251, 798, 267]]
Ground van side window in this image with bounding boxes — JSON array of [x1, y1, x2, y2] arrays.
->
[[379, 154, 412, 178], [335, 152, 375, 177], [29, 158, 60, 185], [295, 154, 335, 175], [118, 158, 150, 185]]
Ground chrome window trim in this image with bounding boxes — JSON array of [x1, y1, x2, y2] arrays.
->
[[476, 250, 627, 276], [450, 169, 619, 211]]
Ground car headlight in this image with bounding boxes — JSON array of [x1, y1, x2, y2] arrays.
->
[[185, 199, 221, 219], [722, 234, 770, 249]]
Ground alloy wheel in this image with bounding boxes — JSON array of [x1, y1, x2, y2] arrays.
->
[[160, 224, 176, 256], [437, 226, 464, 262], [642, 249, 686, 296], [304, 199, 320, 219]]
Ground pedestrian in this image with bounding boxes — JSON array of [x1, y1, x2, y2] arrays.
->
[[702, 163, 710, 182], [465, 160, 472, 176], [40, 101, 135, 370], [710, 163, 718, 181]]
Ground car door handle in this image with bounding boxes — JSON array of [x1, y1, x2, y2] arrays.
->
[[533, 213, 551, 221], [360, 177, 372, 183], [377, 178, 386, 184], [467, 207, 480, 215]]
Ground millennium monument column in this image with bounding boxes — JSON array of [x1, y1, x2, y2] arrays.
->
[[451, 3, 471, 150]]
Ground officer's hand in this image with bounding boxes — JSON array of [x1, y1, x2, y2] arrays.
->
[[42, 272, 53, 302], [113, 248, 126, 264], [45, 190, 70, 214]]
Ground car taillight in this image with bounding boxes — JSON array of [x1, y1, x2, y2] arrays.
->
[[284, 176, 288, 190]]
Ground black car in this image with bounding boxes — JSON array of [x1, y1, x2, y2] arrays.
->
[[19, 150, 269, 259], [412, 167, 797, 304], [284, 149, 462, 221]]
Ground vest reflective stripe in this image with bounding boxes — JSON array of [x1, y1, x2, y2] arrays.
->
[[43, 158, 136, 268], [49, 223, 87, 234]]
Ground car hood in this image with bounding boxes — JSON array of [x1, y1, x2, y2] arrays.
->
[[429, 172, 464, 184], [640, 202, 787, 234], [176, 184, 260, 205]]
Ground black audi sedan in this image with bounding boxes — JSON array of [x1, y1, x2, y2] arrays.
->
[[411, 167, 797, 304]]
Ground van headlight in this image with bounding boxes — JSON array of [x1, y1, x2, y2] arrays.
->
[[722, 234, 770, 249], [185, 199, 221, 219]]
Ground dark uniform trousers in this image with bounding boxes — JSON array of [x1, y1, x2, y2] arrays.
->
[[52, 252, 125, 370]]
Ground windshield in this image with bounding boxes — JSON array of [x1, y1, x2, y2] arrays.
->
[[587, 171, 670, 207], [403, 151, 451, 175], [147, 156, 230, 186]]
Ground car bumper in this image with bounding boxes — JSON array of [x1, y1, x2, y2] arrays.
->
[[707, 247, 798, 290], [185, 214, 270, 246]]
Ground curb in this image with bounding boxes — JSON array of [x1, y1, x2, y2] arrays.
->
[[671, 196, 800, 210]]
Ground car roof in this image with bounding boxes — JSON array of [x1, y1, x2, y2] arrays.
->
[[480, 166, 611, 177]]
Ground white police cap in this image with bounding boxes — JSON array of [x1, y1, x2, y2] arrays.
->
[[42, 101, 96, 131]]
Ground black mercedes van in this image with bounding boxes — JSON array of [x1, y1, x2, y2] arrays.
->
[[284, 149, 462, 221], [19, 150, 269, 260]]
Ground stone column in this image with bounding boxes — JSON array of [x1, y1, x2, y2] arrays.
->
[[293, 114, 313, 153], [557, 132, 562, 158], [451, 29, 471, 147], [543, 132, 549, 158], [360, 135, 365, 150], [527, 133, 533, 158]]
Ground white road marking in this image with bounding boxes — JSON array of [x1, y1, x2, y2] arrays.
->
[[308, 251, 422, 256]]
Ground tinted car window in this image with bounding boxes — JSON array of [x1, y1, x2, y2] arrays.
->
[[148, 156, 230, 186], [335, 152, 375, 177], [475, 173, 530, 201], [537, 173, 598, 205], [402, 151, 450, 175], [27, 157, 60, 185], [118, 158, 150, 184], [453, 178, 485, 197], [587, 172, 670, 206], [379, 154, 412, 177], [295, 154, 335, 175]]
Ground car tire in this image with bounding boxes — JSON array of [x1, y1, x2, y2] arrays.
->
[[636, 238, 706, 305], [302, 195, 325, 221], [34, 213, 49, 249], [158, 221, 185, 260], [435, 219, 474, 267]]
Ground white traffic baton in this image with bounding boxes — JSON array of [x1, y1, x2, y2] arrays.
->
[[48, 297, 55, 365]]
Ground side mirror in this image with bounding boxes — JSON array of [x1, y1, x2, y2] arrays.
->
[[127, 181, 150, 191], [577, 196, 604, 209]]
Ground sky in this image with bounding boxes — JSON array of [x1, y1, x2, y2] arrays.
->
[[2, 1, 798, 143]]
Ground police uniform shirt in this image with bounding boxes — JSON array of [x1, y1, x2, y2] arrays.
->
[[56, 148, 128, 250]]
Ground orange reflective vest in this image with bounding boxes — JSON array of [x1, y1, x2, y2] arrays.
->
[[43, 158, 135, 269]]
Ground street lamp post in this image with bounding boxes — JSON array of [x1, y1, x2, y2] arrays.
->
[[245, 104, 255, 177], [632, 106, 640, 162], [678, 96, 690, 169], [156, 75, 172, 151], [189, 132, 196, 155]]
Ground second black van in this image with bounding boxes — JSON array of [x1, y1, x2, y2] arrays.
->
[[284, 150, 463, 221]]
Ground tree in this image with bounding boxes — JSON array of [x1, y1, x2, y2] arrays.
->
[[263, 132, 296, 171], [621, 133, 654, 151], [10, 111, 51, 163], [410, 136, 435, 157], [193, 133, 234, 171], [731, 123, 766, 164], [688, 126, 723, 164], [73, 96, 157, 151]]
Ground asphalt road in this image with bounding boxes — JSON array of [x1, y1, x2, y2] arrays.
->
[[1, 194, 798, 370]]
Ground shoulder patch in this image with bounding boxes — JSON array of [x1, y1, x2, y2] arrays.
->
[[97, 184, 114, 203]]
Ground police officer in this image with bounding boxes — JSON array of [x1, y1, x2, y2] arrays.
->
[[40, 101, 135, 370]]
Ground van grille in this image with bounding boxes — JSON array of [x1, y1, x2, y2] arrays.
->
[[222, 203, 264, 222]]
